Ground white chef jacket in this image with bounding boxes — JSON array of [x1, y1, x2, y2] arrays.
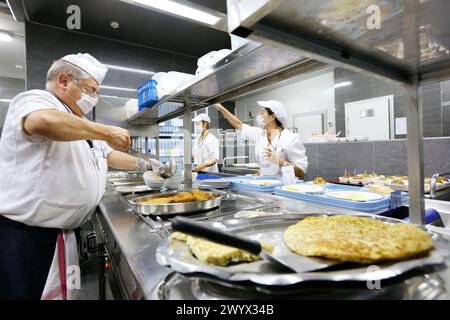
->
[[0, 89, 112, 229], [238, 124, 308, 177], [193, 132, 219, 173]]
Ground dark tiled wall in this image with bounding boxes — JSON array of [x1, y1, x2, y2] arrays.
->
[[25, 22, 197, 98], [304, 137, 450, 180], [334, 68, 446, 139]]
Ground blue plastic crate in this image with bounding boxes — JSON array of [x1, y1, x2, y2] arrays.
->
[[138, 79, 158, 111], [197, 174, 223, 180]]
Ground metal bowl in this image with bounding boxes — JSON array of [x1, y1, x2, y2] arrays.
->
[[126, 191, 222, 216]]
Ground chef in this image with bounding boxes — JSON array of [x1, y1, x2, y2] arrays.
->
[[213, 100, 307, 178], [0, 53, 161, 300], [192, 113, 220, 173]]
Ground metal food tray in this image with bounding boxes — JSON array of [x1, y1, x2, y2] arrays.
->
[[156, 214, 448, 286], [124, 191, 223, 216], [387, 182, 450, 194]]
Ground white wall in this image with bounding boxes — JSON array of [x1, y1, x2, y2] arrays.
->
[[234, 69, 335, 133]]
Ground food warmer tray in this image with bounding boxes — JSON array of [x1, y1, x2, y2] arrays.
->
[[122, 191, 223, 216], [156, 214, 448, 286]]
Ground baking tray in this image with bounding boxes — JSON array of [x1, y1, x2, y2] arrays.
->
[[156, 214, 448, 286], [123, 191, 223, 216], [274, 183, 407, 213]]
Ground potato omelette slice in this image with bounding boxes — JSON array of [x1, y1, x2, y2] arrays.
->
[[171, 232, 274, 266], [284, 215, 433, 264]]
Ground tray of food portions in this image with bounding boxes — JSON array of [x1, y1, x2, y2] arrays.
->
[[274, 182, 407, 213], [336, 171, 450, 193], [123, 189, 222, 216], [228, 175, 286, 192], [156, 214, 447, 285]]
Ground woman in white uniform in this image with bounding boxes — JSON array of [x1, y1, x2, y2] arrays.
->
[[213, 100, 307, 178], [192, 113, 220, 173]]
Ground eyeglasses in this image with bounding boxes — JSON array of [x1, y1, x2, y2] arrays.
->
[[68, 74, 99, 97]]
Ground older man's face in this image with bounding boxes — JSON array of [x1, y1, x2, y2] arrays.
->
[[72, 76, 99, 99], [61, 75, 99, 115]]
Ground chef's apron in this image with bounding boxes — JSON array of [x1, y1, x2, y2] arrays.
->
[[0, 215, 58, 299]]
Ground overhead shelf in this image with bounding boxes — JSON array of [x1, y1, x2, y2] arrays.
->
[[127, 37, 327, 124], [235, 0, 450, 84]]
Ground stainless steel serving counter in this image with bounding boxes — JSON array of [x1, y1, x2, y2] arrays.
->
[[94, 180, 450, 300]]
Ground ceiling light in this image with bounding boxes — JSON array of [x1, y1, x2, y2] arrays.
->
[[99, 94, 129, 99], [15, 65, 23, 70], [334, 81, 353, 88], [104, 64, 154, 75], [130, 0, 221, 25], [101, 85, 137, 92], [110, 21, 120, 29], [0, 99, 12, 102], [6, 1, 17, 21], [0, 31, 12, 42]]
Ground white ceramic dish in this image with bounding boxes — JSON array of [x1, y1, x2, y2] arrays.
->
[[325, 190, 384, 202], [281, 184, 325, 194], [246, 179, 283, 186]]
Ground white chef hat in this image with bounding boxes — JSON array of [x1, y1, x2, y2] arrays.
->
[[61, 53, 108, 85], [257, 100, 288, 126], [192, 113, 211, 123]]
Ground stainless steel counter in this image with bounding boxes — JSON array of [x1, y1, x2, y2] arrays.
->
[[95, 181, 450, 300]]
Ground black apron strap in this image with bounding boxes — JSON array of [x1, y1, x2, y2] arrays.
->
[[0, 215, 58, 300]]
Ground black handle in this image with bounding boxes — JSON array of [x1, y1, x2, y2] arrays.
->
[[171, 216, 262, 255]]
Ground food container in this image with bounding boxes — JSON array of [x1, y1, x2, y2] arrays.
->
[[164, 174, 183, 190], [338, 176, 350, 183], [143, 171, 164, 189], [124, 191, 222, 216]]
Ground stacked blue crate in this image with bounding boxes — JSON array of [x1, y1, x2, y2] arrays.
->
[[137, 79, 158, 111]]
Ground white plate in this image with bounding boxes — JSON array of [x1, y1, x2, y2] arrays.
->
[[281, 184, 325, 194], [245, 179, 283, 186], [325, 190, 384, 202]]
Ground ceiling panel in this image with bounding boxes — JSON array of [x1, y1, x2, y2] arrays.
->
[[21, 0, 230, 58]]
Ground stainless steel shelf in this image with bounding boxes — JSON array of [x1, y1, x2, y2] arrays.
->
[[233, 0, 450, 84], [126, 37, 327, 124]]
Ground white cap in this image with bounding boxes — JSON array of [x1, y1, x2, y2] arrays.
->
[[257, 100, 288, 126], [192, 113, 211, 123], [60, 53, 108, 85]]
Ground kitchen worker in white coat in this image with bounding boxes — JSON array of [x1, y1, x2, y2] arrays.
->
[[213, 100, 307, 178], [192, 113, 220, 173], [0, 53, 162, 300]]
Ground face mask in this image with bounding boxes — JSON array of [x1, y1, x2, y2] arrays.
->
[[194, 125, 203, 134], [256, 114, 265, 128], [76, 93, 98, 115]]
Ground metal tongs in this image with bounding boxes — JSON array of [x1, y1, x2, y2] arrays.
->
[[158, 158, 177, 179]]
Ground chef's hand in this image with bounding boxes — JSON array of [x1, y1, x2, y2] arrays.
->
[[136, 158, 163, 172], [262, 147, 282, 167], [106, 126, 131, 151], [192, 164, 206, 172]]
